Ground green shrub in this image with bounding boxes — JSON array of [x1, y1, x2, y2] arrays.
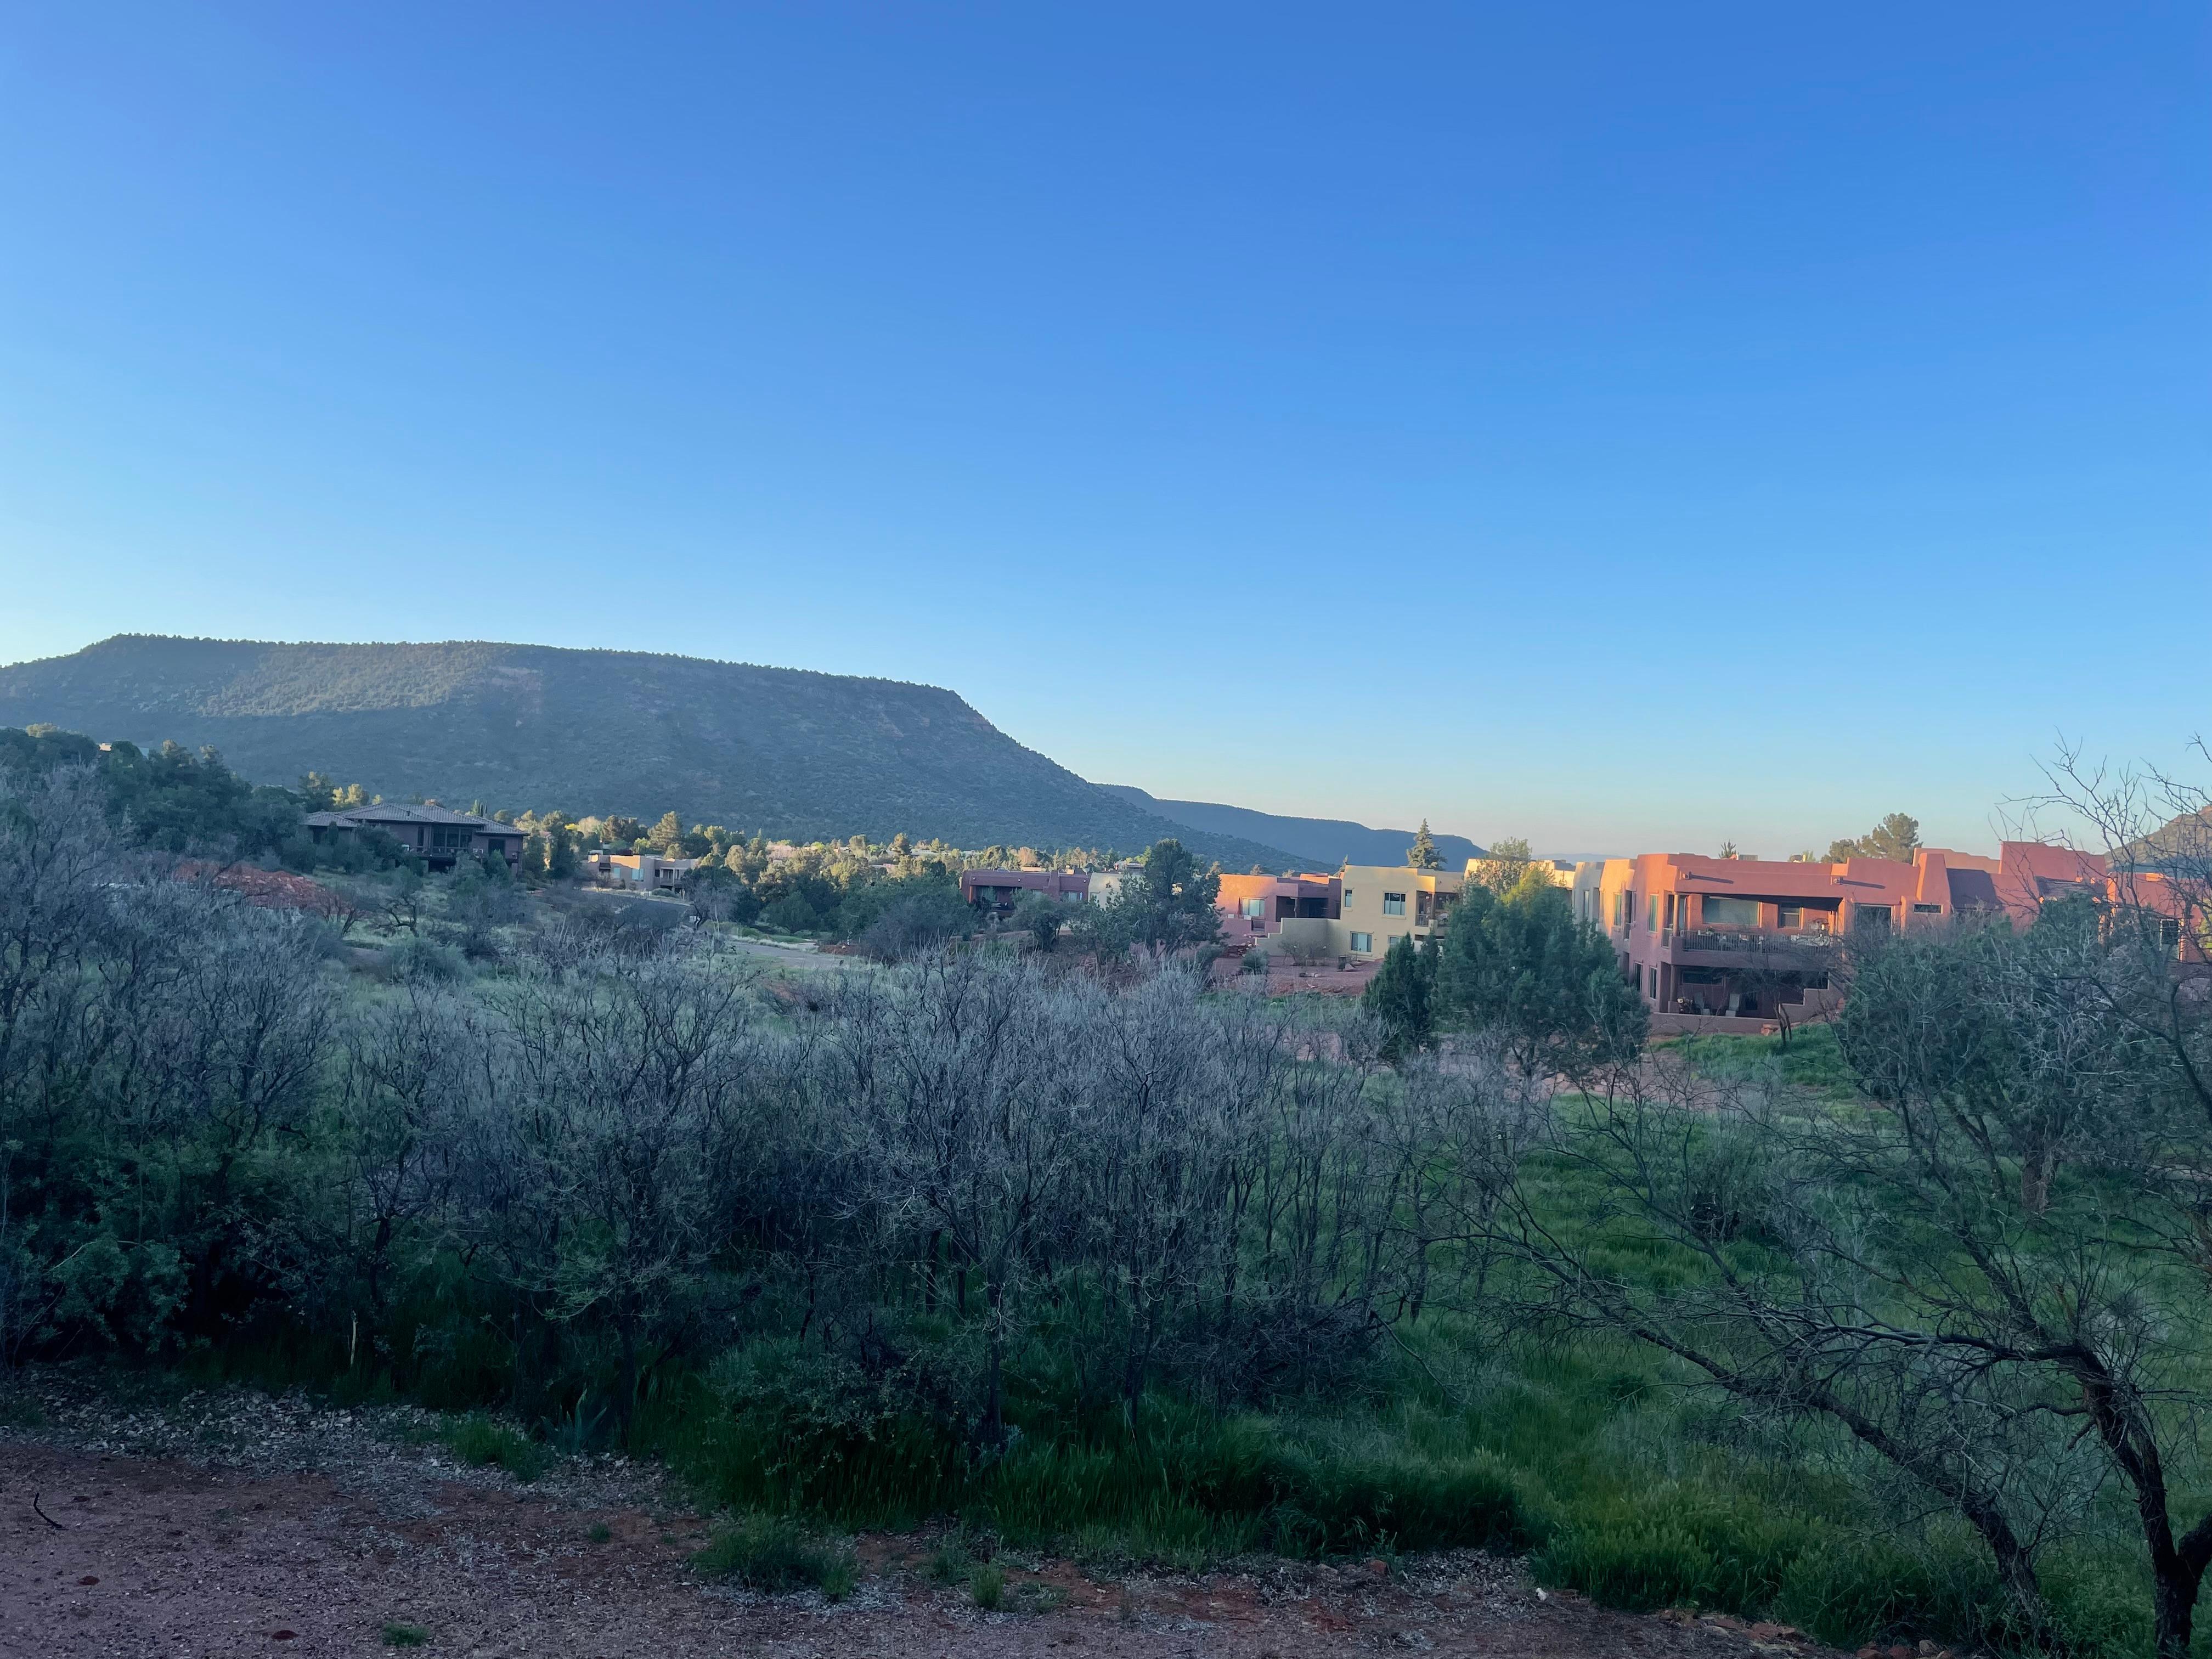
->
[[380, 935, 470, 984], [761, 893, 822, 934], [1135, 1408, 1532, 1557], [544, 1390, 610, 1457], [656, 1339, 971, 1521], [444, 1412, 549, 1482], [380, 1624, 429, 1647], [693, 1513, 859, 1600]]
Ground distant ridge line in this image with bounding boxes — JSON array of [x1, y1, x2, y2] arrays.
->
[[0, 635, 1302, 867]]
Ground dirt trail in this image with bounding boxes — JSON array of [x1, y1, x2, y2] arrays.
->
[[0, 1383, 1837, 1659]]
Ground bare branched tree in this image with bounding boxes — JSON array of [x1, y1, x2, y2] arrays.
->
[[332, 985, 487, 1321], [469, 941, 766, 1439], [823, 951, 1090, 1446], [1478, 895, 2212, 1655]]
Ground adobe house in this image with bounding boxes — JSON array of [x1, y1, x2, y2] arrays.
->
[[580, 850, 700, 891], [303, 803, 525, 872], [1580, 844, 2120, 1027], [1266, 864, 1460, 962], [1215, 872, 1341, 943]]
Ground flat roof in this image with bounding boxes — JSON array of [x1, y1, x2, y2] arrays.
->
[[306, 803, 515, 830]]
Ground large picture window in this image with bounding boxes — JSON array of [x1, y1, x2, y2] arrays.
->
[[1702, 896, 1759, 927], [1350, 932, 1373, 952], [1382, 893, 1406, 916]]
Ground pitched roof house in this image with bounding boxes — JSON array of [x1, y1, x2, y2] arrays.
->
[[303, 803, 525, 871]]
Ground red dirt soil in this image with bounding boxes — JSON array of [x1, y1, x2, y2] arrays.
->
[[0, 1435, 1846, 1659], [174, 864, 347, 917]]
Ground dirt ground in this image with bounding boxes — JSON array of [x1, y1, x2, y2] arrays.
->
[[1207, 956, 1380, 996], [1, 1378, 1837, 1659]]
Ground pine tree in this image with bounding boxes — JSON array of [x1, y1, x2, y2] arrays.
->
[[1825, 812, 1921, 865], [1434, 877, 1645, 1081], [1407, 819, 1443, 869]]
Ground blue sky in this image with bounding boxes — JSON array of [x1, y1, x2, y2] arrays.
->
[[2, 4, 2205, 855]]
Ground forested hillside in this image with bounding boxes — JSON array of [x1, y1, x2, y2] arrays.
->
[[0, 636, 1297, 865]]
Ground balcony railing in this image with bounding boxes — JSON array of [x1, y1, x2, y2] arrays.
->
[[1675, 927, 1841, 955]]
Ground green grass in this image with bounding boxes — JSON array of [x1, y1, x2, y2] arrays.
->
[[645, 1380, 1531, 1570], [1675, 1023, 1857, 1096], [380, 1623, 429, 1647], [625, 1288, 2183, 1658], [692, 1512, 859, 1600], [969, 1562, 1005, 1609], [443, 1412, 549, 1482], [927, 1537, 975, 1582]]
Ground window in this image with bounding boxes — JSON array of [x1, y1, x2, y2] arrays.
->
[[1648, 896, 1658, 932], [1350, 932, 1373, 953], [1778, 903, 1803, 927], [1383, 893, 1406, 916], [1912, 902, 1942, 915], [1239, 897, 1266, 919], [1855, 904, 1893, 930], [1703, 896, 1759, 927]]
